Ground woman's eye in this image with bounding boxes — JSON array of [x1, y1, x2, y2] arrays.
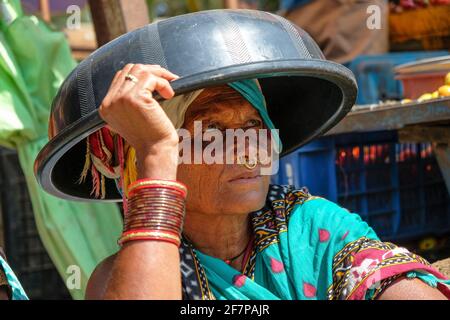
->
[[204, 122, 222, 132], [207, 123, 219, 129], [246, 119, 262, 127]]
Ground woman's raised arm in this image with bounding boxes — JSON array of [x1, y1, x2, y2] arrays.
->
[[87, 63, 182, 300]]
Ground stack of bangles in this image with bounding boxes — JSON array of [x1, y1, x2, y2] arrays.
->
[[118, 179, 187, 247]]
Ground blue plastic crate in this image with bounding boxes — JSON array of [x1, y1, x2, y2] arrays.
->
[[272, 139, 337, 199], [273, 131, 450, 241], [347, 51, 449, 105]]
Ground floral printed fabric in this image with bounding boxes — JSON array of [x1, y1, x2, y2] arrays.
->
[[181, 185, 450, 300]]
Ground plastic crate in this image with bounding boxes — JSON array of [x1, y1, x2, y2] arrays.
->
[[271, 139, 337, 199], [347, 51, 449, 105], [0, 147, 71, 299], [273, 131, 450, 241]]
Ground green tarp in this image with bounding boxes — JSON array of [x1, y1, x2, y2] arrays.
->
[[0, 0, 122, 299]]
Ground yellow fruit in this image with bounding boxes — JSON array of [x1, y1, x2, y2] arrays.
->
[[419, 237, 437, 251], [445, 72, 450, 86], [438, 85, 450, 97], [431, 91, 439, 99], [401, 99, 412, 104], [417, 93, 433, 102]]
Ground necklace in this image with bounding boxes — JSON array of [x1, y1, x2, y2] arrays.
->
[[224, 235, 254, 265], [182, 234, 254, 266]]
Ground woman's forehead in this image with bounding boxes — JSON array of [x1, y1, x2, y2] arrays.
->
[[185, 87, 260, 120], [186, 98, 260, 121]]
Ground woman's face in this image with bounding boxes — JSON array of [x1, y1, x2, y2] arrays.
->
[[176, 85, 271, 216]]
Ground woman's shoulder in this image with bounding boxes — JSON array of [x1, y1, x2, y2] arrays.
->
[[268, 184, 369, 232], [266, 184, 377, 245], [86, 253, 118, 299], [268, 184, 345, 214]]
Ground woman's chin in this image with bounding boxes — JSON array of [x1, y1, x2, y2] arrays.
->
[[221, 184, 269, 214]]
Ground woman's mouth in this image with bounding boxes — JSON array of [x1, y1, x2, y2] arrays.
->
[[228, 172, 262, 184]]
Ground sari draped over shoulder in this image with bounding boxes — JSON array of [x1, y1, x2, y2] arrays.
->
[[179, 185, 450, 300], [0, 255, 28, 300]]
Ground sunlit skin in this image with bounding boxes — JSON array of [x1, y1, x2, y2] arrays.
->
[[85, 64, 447, 300]]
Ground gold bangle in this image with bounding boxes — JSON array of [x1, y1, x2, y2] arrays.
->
[[119, 230, 180, 245], [128, 180, 187, 196], [128, 180, 186, 192]]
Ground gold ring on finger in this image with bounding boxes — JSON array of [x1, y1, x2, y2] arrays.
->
[[125, 73, 138, 84]]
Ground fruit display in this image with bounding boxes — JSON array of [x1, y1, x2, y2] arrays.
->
[[395, 54, 450, 103], [403, 72, 450, 103]]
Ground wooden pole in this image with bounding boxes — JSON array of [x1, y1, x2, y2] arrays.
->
[[224, 0, 240, 9], [39, 0, 51, 23], [88, 0, 150, 46], [186, 0, 201, 12]]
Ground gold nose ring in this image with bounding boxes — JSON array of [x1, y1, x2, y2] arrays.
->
[[238, 155, 258, 170]]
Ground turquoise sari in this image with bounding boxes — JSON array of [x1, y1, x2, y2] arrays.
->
[[0, 255, 28, 300], [180, 185, 450, 300]]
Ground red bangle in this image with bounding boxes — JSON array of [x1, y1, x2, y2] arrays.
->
[[128, 178, 187, 190], [120, 180, 187, 248], [128, 179, 187, 198], [119, 229, 181, 247], [119, 235, 180, 247], [128, 185, 186, 198], [121, 228, 179, 237]]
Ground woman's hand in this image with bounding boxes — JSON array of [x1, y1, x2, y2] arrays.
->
[[99, 63, 179, 153], [99, 63, 180, 179]]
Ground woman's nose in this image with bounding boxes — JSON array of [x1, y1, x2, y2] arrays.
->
[[223, 132, 261, 164]]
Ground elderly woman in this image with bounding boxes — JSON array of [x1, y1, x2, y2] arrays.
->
[[83, 63, 450, 300]]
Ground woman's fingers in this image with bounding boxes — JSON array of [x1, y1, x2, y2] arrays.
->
[[122, 65, 177, 100], [133, 74, 175, 101], [100, 64, 179, 119], [103, 64, 135, 103], [97, 63, 181, 156], [133, 64, 179, 81], [100, 64, 135, 119], [118, 64, 179, 97], [151, 67, 180, 82], [117, 64, 141, 95], [129, 64, 179, 83]]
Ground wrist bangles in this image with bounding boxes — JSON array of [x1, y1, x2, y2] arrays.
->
[[118, 179, 187, 247]]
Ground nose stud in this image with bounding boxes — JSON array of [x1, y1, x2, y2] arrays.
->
[[238, 155, 258, 170]]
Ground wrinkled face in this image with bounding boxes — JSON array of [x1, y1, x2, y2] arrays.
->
[[176, 85, 271, 216]]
